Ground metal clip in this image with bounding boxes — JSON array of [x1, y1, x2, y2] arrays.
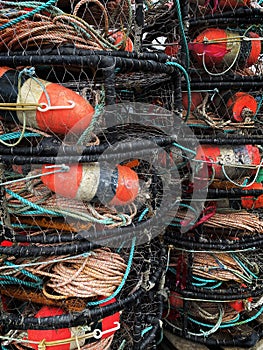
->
[[37, 100, 75, 112], [92, 321, 120, 339]]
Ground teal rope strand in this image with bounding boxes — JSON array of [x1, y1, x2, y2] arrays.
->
[[174, 0, 190, 69], [4, 261, 42, 285], [172, 142, 196, 156], [165, 61, 191, 122], [6, 188, 62, 217], [0, 275, 41, 288], [0, 0, 57, 30], [188, 305, 263, 329], [87, 237, 136, 306], [141, 326, 153, 336], [0, 132, 40, 141]]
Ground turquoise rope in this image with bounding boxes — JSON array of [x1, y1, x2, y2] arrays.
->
[[0, 0, 56, 30], [192, 276, 217, 283], [4, 261, 42, 285], [230, 253, 258, 280], [138, 208, 149, 222], [141, 326, 153, 336], [0, 132, 40, 141], [188, 305, 263, 329], [165, 61, 191, 122], [172, 142, 196, 156], [174, 0, 190, 69], [87, 236, 136, 306], [0, 275, 41, 288], [5, 188, 62, 217]]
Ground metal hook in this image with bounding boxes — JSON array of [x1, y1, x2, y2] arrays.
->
[[92, 321, 120, 339], [37, 100, 76, 112]]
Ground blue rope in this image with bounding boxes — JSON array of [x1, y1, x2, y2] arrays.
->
[[5, 188, 62, 217], [165, 61, 191, 122], [0, 0, 57, 30], [87, 236, 136, 306]]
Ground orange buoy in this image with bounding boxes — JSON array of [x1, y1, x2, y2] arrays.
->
[[213, 91, 257, 122], [41, 163, 139, 206], [241, 183, 263, 209], [27, 303, 120, 350], [189, 28, 261, 70], [195, 144, 260, 179], [182, 92, 203, 112], [0, 67, 94, 135], [109, 31, 133, 52]]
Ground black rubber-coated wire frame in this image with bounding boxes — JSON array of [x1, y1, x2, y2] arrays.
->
[[0, 135, 177, 156], [0, 247, 167, 329], [0, 239, 100, 257], [189, 14, 263, 27], [166, 282, 263, 300], [185, 76, 263, 90], [207, 189, 263, 198], [139, 293, 165, 350], [0, 143, 177, 164], [2, 134, 262, 158], [0, 55, 176, 76], [189, 7, 263, 26], [197, 138, 263, 145], [164, 234, 263, 251], [164, 320, 261, 348], [0, 47, 170, 63]]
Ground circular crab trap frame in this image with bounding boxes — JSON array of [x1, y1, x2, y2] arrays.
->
[[184, 0, 263, 135], [163, 236, 263, 346], [0, 238, 168, 350]]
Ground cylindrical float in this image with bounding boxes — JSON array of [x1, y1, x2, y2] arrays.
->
[[213, 91, 257, 122], [0, 67, 94, 135], [189, 29, 261, 70], [109, 31, 133, 52], [195, 144, 261, 180], [27, 303, 120, 350], [241, 183, 263, 209], [41, 163, 139, 206]]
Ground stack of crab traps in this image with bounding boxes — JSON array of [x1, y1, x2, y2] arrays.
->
[[0, 0, 263, 349]]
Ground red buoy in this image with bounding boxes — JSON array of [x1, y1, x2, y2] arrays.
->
[[213, 91, 257, 122], [27, 303, 120, 350], [0, 67, 94, 135], [109, 31, 133, 52], [41, 163, 139, 205], [189, 29, 261, 70], [241, 183, 263, 209], [195, 144, 261, 179]]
